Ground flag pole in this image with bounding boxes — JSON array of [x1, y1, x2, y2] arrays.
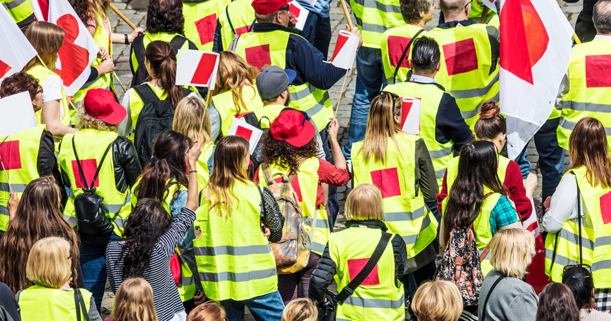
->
[[112, 72, 127, 92], [573, 33, 582, 44], [334, 70, 349, 118], [205, 89, 212, 107], [110, 3, 137, 30], [339, 0, 354, 30], [480, 6, 489, 23]]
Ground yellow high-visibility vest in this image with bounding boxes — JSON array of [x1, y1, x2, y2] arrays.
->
[[380, 24, 426, 84], [212, 85, 263, 136], [19, 285, 93, 320], [217, 0, 256, 51], [349, 0, 406, 49], [183, 0, 231, 51]]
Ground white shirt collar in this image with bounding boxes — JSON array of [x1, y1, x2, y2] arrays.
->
[[594, 34, 611, 41], [409, 74, 439, 85]]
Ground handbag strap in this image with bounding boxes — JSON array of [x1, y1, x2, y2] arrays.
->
[[74, 288, 90, 321], [480, 275, 506, 321], [257, 185, 268, 231], [72, 135, 116, 190], [392, 29, 424, 84], [335, 231, 392, 304], [576, 175, 583, 264]]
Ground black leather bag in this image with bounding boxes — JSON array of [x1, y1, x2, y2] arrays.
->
[[72, 136, 115, 236]]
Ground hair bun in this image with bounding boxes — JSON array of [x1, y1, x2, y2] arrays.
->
[[479, 101, 500, 120]]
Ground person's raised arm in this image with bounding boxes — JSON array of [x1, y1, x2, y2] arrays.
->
[[187, 140, 203, 211], [328, 118, 346, 170], [42, 100, 78, 136]]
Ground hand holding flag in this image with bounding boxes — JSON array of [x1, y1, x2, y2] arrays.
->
[[330, 30, 360, 70]]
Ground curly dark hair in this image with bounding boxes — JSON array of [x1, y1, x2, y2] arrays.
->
[[0, 71, 39, 100], [69, 0, 90, 25], [261, 130, 318, 176], [400, 0, 431, 23], [119, 199, 172, 279], [146, 0, 184, 34]]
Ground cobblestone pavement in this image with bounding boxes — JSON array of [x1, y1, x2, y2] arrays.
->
[[100, 0, 583, 317]]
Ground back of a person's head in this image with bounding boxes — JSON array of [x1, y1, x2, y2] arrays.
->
[[439, 0, 467, 16], [562, 266, 594, 310], [26, 237, 71, 289], [594, 0, 611, 34], [144, 41, 183, 108], [146, 0, 183, 34], [400, 0, 432, 24], [568, 117, 611, 189], [474, 101, 506, 141], [345, 184, 385, 222], [0, 71, 39, 100], [111, 277, 158, 321], [212, 51, 258, 110], [536, 283, 580, 321], [188, 301, 226, 321], [281, 298, 318, 321], [362, 92, 402, 162], [411, 36, 440, 75], [490, 228, 535, 279], [412, 280, 463, 321], [173, 96, 213, 145], [24, 21, 65, 70]]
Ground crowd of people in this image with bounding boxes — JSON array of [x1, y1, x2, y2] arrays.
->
[[1, 0, 611, 318]]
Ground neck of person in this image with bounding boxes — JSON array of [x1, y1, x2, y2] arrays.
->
[[410, 19, 426, 29], [443, 12, 468, 23], [597, 32, 611, 37], [413, 69, 437, 80], [150, 78, 161, 87]]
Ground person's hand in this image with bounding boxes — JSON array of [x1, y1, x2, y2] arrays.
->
[[8, 192, 18, 221], [544, 196, 551, 212], [97, 58, 115, 76], [193, 291, 206, 306], [524, 173, 537, 198], [188, 140, 203, 169], [262, 223, 271, 239], [128, 28, 145, 42], [328, 118, 339, 143], [60, 277, 73, 290], [287, 11, 297, 29], [99, 47, 109, 60], [345, 25, 363, 49]]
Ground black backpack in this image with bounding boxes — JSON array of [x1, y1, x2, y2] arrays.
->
[[132, 84, 193, 168]]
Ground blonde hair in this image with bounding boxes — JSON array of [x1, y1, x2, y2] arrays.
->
[[89, 0, 110, 24], [490, 228, 535, 279], [345, 184, 385, 221], [26, 237, 72, 289], [210, 51, 258, 115], [359, 92, 402, 162], [76, 103, 118, 132], [188, 301, 226, 321], [282, 298, 318, 321], [173, 96, 213, 146], [411, 280, 463, 321], [23, 22, 65, 72], [110, 278, 158, 321]]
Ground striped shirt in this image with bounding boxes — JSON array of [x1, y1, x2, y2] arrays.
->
[[106, 207, 196, 321]]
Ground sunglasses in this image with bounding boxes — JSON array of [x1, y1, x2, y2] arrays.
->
[[563, 263, 592, 278]]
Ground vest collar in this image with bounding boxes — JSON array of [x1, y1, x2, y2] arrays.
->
[[406, 77, 446, 91], [252, 23, 300, 35], [437, 20, 474, 29], [346, 220, 388, 231]]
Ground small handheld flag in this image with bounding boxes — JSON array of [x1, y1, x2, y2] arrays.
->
[[400, 97, 421, 135], [227, 118, 263, 155], [176, 50, 220, 90], [330, 30, 359, 70], [289, 1, 309, 31]]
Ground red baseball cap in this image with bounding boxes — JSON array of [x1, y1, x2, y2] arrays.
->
[[252, 0, 291, 15], [83, 88, 127, 125], [270, 109, 316, 147]]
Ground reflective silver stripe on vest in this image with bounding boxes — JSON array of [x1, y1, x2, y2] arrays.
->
[[290, 84, 317, 101], [343, 293, 405, 309], [385, 207, 425, 222], [0, 182, 28, 193], [545, 249, 579, 266], [592, 260, 611, 271], [478, 248, 492, 260], [448, 73, 499, 99], [195, 244, 272, 256], [181, 274, 195, 286], [68, 189, 75, 199], [562, 100, 611, 113], [63, 214, 77, 227], [560, 118, 611, 136], [304, 216, 330, 229], [352, 0, 402, 13], [113, 217, 128, 228], [2, 0, 27, 10], [435, 169, 446, 179], [555, 228, 595, 251], [595, 236, 611, 247], [106, 193, 131, 214], [199, 267, 277, 282], [0, 205, 8, 216], [304, 91, 330, 117], [401, 211, 432, 245], [312, 241, 326, 254], [459, 92, 500, 120], [354, 17, 388, 33], [429, 146, 453, 160]]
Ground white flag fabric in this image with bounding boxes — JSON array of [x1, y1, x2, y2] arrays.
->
[[0, 5, 37, 83], [400, 97, 421, 135], [288, 1, 309, 31], [499, 0, 573, 159], [227, 118, 263, 155], [0, 92, 37, 137], [176, 50, 220, 89], [482, 0, 498, 13], [330, 30, 359, 70], [48, 0, 99, 96]]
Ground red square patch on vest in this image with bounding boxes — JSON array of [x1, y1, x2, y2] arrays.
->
[[370, 168, 401, 198], [388, 35, 412, 68], [0, 141, 22, 170], [600, 192, 611, 224], [273, 175, 303, 202], [347, 258, 380, 286], [71, 159, 100, 189], [235, 25, 251, 37], [245, 45, 271, 71], [443, 38, 479, 76], [195, 14, 217, 45], [586, 55, 611, 88]]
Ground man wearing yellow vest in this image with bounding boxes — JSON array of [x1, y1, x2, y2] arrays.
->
[[183, 0, 231, 51], [0, 72, 66, 234], [380, 0, 435, 84], [427, 0, 500, 129], [213, 0, 257, 52]]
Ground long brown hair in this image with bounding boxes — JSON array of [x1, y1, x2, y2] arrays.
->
[[359, 92, 402, 162], [111, 278, 159, 321], [210, 51, 258, 115], [474, 101, 506, 140], [536, 283, 580, 321], [205, 136, 250, 218], [23, 22, 65, 71], [569, 117, 611, 189], [145, 41, 184, 108], [0, 177, 79, 293]]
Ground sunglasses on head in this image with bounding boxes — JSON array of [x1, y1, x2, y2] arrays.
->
[[563, 263, 592, 278]]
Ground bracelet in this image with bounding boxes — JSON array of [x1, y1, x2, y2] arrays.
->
[[189, 170, 197, 174], [124, 34, 129, 44]]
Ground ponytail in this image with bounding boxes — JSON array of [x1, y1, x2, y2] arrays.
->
[[144, 41, 184, 108]]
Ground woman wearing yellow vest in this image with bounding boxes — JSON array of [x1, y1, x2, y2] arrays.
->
[[17, 237, 103, 321], [209, 51, 263, 141], [130, 130, 203, 312], [543, 117, 611, 312], [260, 109, 349, 304], [349, 92, 439, 289], [59, 89, 142, 312], [23, 22, 78, 137], [309, 184, 409, 321], [195, 136, 285, 320]]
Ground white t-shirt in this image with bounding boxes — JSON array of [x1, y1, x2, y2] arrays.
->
[[42, 73, 65, 119]]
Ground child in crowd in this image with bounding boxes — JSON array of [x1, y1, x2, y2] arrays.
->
[[282, 298, 318, 321], [106, 277, 158, 321], [411, 280, 463, 321]]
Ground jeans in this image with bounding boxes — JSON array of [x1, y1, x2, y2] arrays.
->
[[534, 117, 565, 201], [342, 47, 386, 158], [277, 253, 321, 304], [221, 291, 285, 321], [80, 231, 121, 313], [319, 128, 339, 230]]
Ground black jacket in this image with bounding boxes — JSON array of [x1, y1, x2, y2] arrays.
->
[[61, 136, 142, 193], [34, 130, 68, 205], [308, 220, 409, 303]]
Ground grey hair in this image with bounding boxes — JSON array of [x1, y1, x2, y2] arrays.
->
[[594, 0, 611, 34]]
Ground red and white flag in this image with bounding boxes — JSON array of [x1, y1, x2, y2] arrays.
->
[[524, 199, 549, 294], [227, 118, 263, 155], [330, 30, 359, 70], [48, 0, 99, 96], [499, 0, 573, 158], [176, 50, 219, 89], [0, 5, 37, 83], [30, 0, 48, 21], [288, 1, 309, 31], [400, 97, 421, 135]]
